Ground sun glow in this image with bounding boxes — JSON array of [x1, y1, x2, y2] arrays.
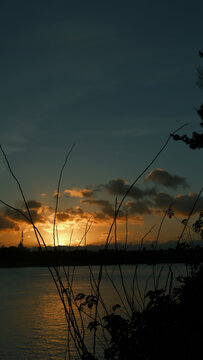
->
[[56, 235, 71, 247]]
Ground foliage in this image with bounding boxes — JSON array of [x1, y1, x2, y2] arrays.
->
[[99, 264, 203, 360], [192, 212, 203, 239], [171, 51, 203, 149], [75, 294, 98, 310]]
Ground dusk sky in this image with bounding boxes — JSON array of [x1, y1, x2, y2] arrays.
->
[[0, 0, 202, 247]]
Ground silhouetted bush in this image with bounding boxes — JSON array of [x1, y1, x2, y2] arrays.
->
[[101, 263, 203, 360], [171, 51, 203, 149]]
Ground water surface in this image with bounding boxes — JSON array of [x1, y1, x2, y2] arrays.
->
[[0, 264, 186, 359]]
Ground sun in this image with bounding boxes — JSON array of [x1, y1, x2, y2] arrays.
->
[[55, 235, 71, 246]]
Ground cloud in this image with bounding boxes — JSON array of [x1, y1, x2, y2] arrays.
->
[[92, 212, 113, 223], [81, 198, 144, 224], [154, 192, 174, 209], [3, 200, 46, 225], [103, 178, 156, 199], [125, 201, 152, 215], [58, 199, 116, 224], [64, 187, 94, 198], [56, 205, 110, 225], [26, 200, 43, 209], [173, 193, 203, 216], [53, 191, 62, 198], [0, 212, 19, 232], [154, 192, 203, 216], [56, 206, 88, 222], [81, 199, 115, 217], [145, 168, 189, 189], [56, 211, 70, 222]]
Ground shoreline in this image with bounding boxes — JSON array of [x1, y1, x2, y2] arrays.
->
[[1, 247, 203, 268]]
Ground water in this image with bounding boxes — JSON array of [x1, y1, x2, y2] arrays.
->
[[0, 264, 187, 359]]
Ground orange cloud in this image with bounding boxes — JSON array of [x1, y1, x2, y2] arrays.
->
[[56, 206, 88, 222], [53, 191, 62, 198], [64, 187, 93, 198]]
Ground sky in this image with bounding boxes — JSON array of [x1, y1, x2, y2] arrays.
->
[[0, 0, 202, 248]]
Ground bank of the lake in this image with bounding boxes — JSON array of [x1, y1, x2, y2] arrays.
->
[[0, 246, 203, 267]]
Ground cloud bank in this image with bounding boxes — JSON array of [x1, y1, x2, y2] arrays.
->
[[145, 168, 189, 189], [104, 178, 156, 199], [0, 169, 201, 235], [154, 192, 203, 216]]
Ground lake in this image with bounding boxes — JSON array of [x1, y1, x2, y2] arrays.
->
[[0, 264, 187, 359]]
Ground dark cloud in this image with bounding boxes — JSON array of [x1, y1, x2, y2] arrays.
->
[[145, 168, 189, 189], [28, 209, 46, 223], [154, 192, 203, 216], [81, 199, 115, 217], [81, 199, 144, 224], [57, 207, 87, 222], [26, 200, 43, 209], [173, 193, 203, 216], [58, 191, 203, 225], [3, 202, 46, 225], [125, 201, 152, 215], [56, 212, 70, 222], [0, 212, 19, 232], [92, 211, 143, 224], [0, 199, 47, 232], [57, 204, 113, 224], [154, 192, 174, 209], [82, 189, 94, 197], [56, 203, 117, 225], [103, 178, 156, 199], [92, 212, 113, 223]]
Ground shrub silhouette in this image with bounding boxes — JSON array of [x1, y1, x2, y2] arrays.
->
[[171, 51, 203, 149], [101, 263, 203, 360]]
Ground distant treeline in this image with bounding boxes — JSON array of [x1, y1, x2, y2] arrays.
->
[[0, 244, 203, 267]]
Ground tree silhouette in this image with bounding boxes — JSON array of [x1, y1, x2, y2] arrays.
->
[[171, 51, 203, 149]]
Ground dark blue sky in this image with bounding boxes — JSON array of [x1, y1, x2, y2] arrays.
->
[[0, 0, 202, 246]]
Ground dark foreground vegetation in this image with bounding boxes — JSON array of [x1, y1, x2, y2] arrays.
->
[[1, 244, 203, 267], [100, 263, 203, 360]]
